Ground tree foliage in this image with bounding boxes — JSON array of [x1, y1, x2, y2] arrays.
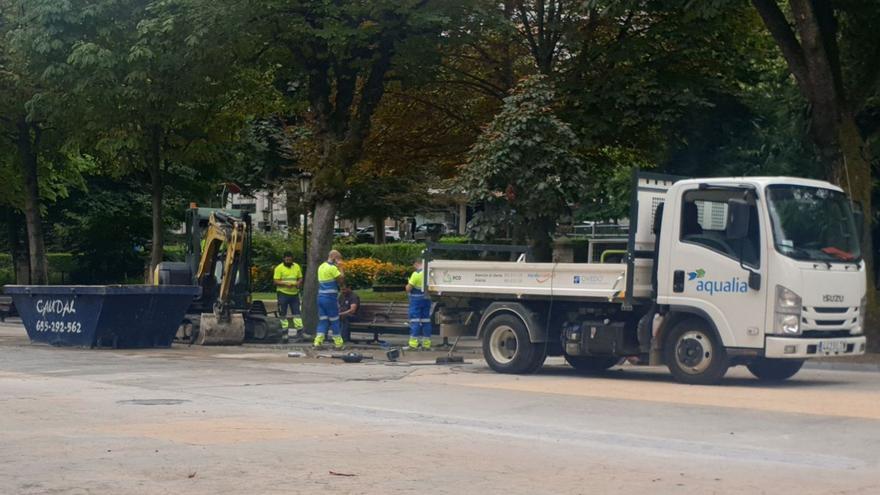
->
[[460, 75, 585, 260]]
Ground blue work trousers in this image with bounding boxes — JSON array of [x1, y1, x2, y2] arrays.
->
[[317, 294, 340, 336], [408, 297, 432, 338]]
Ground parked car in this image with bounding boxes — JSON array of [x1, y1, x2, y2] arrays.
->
[[355, 226, 401, 243], [333, 228, 351, 239], [413, 223, 447, 242]]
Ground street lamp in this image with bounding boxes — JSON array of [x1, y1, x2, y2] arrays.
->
[[299, 172, 313, 263]]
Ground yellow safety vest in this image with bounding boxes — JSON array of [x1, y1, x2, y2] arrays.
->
[[274, 263, 303, 296]]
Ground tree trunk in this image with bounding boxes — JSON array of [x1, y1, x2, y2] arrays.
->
[[284, 181, 303, 236], [265, 188, 275, 232], [526, 216, 554, 262], [147, 125, 164, 282], [16, 118, 48, 285], [836, 114, 879, 350], [373, 217, 385, 244], [301, 200, 337, 333]]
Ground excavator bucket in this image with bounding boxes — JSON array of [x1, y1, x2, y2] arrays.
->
[[195, 313, 245, 345]]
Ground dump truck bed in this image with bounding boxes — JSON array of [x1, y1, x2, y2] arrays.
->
[[426, 260, 653, 301]]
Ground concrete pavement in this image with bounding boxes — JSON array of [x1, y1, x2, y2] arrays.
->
[[1, 324, 879, 494]]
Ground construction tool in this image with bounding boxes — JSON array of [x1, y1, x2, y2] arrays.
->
[[385, 348, 401, 362], [323, 352, 374, 363], [435, 335, 465, 364]]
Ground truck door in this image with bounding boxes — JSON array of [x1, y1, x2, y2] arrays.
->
[[659, 187, 765, 348]]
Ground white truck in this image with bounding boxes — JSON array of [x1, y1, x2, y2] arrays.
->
[[426, 171, 868, 384]]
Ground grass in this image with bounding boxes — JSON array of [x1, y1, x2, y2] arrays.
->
[[253, 289, 408, 303]]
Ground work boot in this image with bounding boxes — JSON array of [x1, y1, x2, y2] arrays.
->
[[408, 337, 419, 350], [313, 334, 325, 348], [421, 338, 432, 350], [333, 335, 344, 349]]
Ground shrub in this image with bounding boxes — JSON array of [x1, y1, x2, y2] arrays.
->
[[253, 231, 305, 267], [0, 267, 13, 287], [336, 243, 424, 265], [375, 264, 409, 287], [340, 258, 385, 289], [47, 253, 77, 274], [163, 245, 186, 262], [438, 236, 470, 244], [250, 265, 275, 292]]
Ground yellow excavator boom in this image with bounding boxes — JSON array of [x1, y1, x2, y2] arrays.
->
[[191, 211, 247, 344]]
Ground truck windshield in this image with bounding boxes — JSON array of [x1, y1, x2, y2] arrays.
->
[[766, 185, 861, 263]]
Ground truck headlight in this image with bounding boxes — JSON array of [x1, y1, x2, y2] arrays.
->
[[775, 314, 800, 334], [774, 285, 802, 335], [856, 295, 867, 334]]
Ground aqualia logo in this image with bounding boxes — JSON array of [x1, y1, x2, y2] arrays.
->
[[688, 268, 747, 295]]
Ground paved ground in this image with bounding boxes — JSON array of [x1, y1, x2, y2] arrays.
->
[[1, 323, 879, 494]]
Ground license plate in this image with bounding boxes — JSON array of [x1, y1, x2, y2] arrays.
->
[[818, 340, 847, 354]]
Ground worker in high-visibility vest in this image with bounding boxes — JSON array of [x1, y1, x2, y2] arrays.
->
[[406, 259, 432, 350], [273, 251, 304, 341], [314, 250, 346, 349]]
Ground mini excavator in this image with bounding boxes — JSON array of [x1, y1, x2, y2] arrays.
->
[[155, 207, 277, 344]]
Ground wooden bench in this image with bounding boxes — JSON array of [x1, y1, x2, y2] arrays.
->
[[0, 296, 17, 322], [347, 301, 433, 343]]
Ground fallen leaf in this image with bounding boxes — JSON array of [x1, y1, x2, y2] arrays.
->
[[188, 472, 197, 479]]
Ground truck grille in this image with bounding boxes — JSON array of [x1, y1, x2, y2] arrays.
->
[[801, 306, 859, 334], [811, 306, 848, 314]]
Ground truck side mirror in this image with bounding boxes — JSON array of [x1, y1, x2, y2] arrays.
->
[[748, 270, 761, 291], [726, 198, 751, 240]]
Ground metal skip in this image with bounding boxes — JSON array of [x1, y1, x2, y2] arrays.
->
[[5, 285, 199, 349]]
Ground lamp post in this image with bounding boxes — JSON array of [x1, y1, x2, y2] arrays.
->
[[298, 172, 313, 263]]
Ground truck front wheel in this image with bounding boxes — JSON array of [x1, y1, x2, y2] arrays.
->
[[664, 317, 729, 385], [747, 358, 804, 381], [482, 314, 546, 374]]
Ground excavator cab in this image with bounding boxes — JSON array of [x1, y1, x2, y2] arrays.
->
[[155, 207, 268, 345]]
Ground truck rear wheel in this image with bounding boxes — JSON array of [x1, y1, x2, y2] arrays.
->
[[747, 358, 804, 381], [565, 355, 621, 373], [482, 314, 546, 374], [664, 317, 729, 385]]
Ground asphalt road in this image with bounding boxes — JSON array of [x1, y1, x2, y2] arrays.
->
[[1, 325, 879, 494]]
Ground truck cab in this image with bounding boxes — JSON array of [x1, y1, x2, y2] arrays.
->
[[426, 172, 867, 385], [652, 177, 866, 382]]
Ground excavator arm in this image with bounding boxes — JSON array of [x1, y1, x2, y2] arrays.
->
[[189, 211, 247, 344], [196, 211, 246, 312]]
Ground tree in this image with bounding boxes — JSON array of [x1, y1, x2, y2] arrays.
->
[[0, 0, 91, 284], [460, 75, 586, 260], [62, 0, 258, 279], [214, 0, 452, 328]]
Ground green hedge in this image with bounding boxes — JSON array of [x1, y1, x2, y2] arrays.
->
[[437, 236, 470, 244], [335, 243, 425, 266], [375, 264, 409, 286]]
